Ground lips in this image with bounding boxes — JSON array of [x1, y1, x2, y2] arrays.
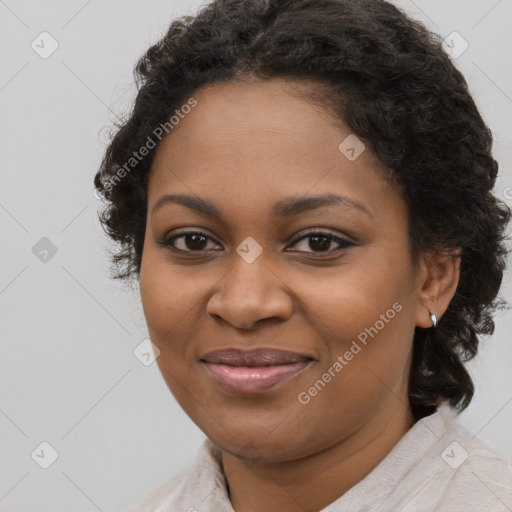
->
[[201, 347, 312, 366], [200, 348, 314, 393]]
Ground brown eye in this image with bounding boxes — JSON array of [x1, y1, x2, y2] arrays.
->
[[157, 230, 220, 252], [157, 229, 355, 256], [286, 231, 355, 254]]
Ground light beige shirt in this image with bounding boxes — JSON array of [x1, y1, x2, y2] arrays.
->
[[123, 403, 512, 511]]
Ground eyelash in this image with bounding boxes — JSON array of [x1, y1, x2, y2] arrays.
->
[[156, 229, 355, 256]]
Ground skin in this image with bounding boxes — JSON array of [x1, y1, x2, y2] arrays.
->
[[139, 77, 461, 512]]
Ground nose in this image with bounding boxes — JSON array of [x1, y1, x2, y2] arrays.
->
[[206, 254, 293, 330]]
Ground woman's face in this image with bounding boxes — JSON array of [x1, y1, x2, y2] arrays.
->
[[139, 78, 431, 462]]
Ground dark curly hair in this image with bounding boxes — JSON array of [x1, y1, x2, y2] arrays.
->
[[94, 0, 511, 419]]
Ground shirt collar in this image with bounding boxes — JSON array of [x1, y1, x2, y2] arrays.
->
[[161, 402, 452, 511]]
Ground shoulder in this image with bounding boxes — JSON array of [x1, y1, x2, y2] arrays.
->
[[121, 469, 186, 512], [120, 438, 217, 512], [434, 434, 512, 510], [412, 404, 512, 511]]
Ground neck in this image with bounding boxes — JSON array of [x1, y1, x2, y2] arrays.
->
[[221, 400, 415, 512]]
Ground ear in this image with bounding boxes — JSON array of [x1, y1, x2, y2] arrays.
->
[[414, 249, 462, 328]]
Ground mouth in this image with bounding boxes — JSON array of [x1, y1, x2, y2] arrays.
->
[[200, 347, 315, 393]]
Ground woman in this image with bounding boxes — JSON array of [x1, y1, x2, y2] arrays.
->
[[94, 0, 512, 510]]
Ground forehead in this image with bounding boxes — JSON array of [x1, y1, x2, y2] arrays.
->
[[148, 78, 402, 221]]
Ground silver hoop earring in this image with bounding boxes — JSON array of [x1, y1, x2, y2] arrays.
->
[[429, 309, 437, 328]]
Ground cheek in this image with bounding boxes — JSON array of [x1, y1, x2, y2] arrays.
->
[[297, 261, 413, 381], [139, 248, 200, 350], [296, 258, 400, 334], [139, 251, 207, 409]]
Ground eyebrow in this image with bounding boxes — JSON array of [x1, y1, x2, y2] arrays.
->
[[151, 193, 374, 219]]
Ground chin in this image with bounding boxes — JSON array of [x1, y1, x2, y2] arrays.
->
[[205, 423, 310, 463]]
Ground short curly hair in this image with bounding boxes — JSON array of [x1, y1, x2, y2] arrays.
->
[[94, 0, 511, 418]]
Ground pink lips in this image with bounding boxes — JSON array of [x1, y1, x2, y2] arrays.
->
[[200, 348, 314, 393]]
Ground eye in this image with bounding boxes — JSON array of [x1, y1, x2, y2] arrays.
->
[[157, 230, 221, 252], [157, 229, 355, 255], [286, 230, 355, 254]]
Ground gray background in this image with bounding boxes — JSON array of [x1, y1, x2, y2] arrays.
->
[[1, 0, 511, 510]]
